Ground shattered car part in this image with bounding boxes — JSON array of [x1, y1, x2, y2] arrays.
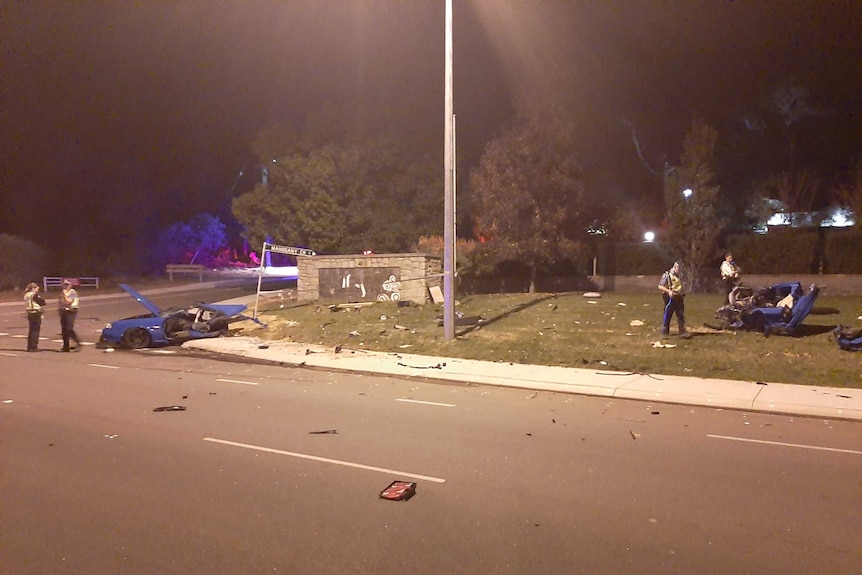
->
[[833, 325, 862, 351]]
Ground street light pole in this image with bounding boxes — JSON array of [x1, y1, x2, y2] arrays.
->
[[443, 0, 455, 341]]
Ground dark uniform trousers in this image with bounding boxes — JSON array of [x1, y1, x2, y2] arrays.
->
[[60, 308, 80, 350], [27, 311, 42, 351]]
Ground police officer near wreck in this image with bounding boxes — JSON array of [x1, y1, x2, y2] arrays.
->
[[59, 280, 82, 351], [658, 261, 690, 338], [24, 282, 47, 352]]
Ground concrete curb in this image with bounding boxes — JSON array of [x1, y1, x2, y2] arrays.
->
[[184, 337, 862, 421]]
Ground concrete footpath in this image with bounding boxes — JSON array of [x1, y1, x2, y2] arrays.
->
[[184, 336, 862, 422]]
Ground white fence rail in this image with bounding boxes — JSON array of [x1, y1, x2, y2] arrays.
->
[[43, 276, 100, 291]]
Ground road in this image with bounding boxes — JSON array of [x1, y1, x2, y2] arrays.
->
[[1, 286, 860, 574]]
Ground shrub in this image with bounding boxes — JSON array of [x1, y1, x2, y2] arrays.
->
[[823, 230, 862, 273]]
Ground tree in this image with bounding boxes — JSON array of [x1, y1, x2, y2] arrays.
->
[[663, 116, 726, 292], [233, 130, 442, 255], [0, 234, 48, 290], [153, 213, 227, 267], [834, 156, 862, 228], [748, 169, 824, 226], [470, 113, 588, 293]]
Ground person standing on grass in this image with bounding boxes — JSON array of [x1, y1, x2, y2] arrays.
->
[[58, 280, 81, 351], [658, 261, 689, 337], [24, 282, 46, 352], [719, 252, 741, 304]]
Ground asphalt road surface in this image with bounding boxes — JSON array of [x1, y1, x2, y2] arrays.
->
[[1, 287, 860, 574]]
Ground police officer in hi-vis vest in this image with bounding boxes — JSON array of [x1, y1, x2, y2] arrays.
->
[[658, 261, 689, 338], [24, 282, 47, 352], [59, 280, 82, 351]]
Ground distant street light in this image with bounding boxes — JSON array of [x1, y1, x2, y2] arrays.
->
[[644, 231, 655, 242], [682, 188, 693, 199]]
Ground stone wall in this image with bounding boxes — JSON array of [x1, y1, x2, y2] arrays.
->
[[296, 253, 442, 303]]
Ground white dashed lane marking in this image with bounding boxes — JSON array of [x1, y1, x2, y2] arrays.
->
[[204, 437, 447, 483], [396, 398, 456, 408], [216, 378, 259, 386], [707, 434, 862, 455]]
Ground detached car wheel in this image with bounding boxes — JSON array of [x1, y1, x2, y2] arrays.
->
[[121, 328, 151, 349]]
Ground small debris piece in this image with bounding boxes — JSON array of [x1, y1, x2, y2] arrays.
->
[[349, 330, 362, 337], [651, 341, 676, 348], [397, 361, 445, 369], [334, 344, 343, 353], [429, 286, 445, 303], [436, 315, 482, 327], [309, 429, 338, 434], [583, 292, 602, 298], [650, 411, 660, 415], [258, 344, 270, 349], [629, 430, 640, 440], [379, 481, 416, 501], [153, 405, 186, 412], [394, 324, 411, 330], [629, 320, 644, 327]]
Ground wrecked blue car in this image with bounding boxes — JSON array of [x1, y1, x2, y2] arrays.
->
[[100, 284, 264, 349], [715, 281, 820, 336]]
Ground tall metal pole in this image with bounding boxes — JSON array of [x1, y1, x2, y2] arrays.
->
[[443, 0, 455, 341]]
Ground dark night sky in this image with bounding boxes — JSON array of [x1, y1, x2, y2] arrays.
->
[[2, 1, 860, 258]]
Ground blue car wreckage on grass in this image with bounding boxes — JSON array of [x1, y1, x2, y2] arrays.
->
[[714, 281, 820, 337], [833, 325, 862, 351], [100, 284, 265, 349]]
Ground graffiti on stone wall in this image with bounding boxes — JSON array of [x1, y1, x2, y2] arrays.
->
[[319, 267, 401, 302]]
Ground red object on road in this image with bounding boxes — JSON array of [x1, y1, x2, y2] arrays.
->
[[379, 481, 416, 501]]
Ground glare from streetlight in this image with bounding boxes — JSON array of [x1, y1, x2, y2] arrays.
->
[[682, 188, 693, 199], [644, 231, 655, 242]]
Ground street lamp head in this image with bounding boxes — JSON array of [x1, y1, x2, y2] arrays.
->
[[644, 231, 655, 242], [682, 188, 693, 199]]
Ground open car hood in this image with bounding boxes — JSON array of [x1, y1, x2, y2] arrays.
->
[[120, 284, 163, 316]]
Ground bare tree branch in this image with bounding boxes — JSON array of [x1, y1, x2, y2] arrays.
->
[[622, 117, 657, 176]]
